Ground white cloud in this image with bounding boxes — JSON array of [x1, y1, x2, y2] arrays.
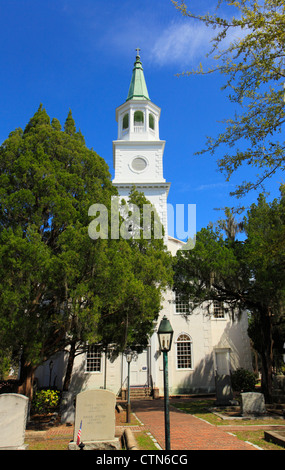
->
[[149, 17, 247, 69], [150, 21, 213, 67], [65, 0, 247, 70], [195, 182, 234, 191]]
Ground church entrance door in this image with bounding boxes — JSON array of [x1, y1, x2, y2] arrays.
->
[[130, 349, 149, 386]]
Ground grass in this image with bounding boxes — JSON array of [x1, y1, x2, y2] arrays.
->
[[135, 431, 160, 450], [26, 438, 71, 451], [171, 399, 285, 450], [234, 430, 283, 451]]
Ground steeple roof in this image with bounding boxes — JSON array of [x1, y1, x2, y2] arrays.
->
[[126, 49, 150, 101]]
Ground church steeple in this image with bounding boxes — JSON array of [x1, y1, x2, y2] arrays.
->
[[113, 51, 170, 239], [126, 49, 150, 101], [113, 49, 170, 242], [114, 50, 161, 142]]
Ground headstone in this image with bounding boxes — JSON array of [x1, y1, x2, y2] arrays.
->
[[215, 374, 234, 405], [68, 389, 120, 450], [241, 392, 266, 416], [0, 393, 29, 450]]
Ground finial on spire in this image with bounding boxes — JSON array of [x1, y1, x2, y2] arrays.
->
[[126, 48, 149, 101]]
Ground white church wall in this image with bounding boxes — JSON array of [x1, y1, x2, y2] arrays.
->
[[113, 144, 166, 185], [66, 349, 123, 396], [211, 311, 252, 373], [153, 278, 252, 396]]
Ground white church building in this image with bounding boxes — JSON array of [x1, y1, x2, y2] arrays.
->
[[35, 52, 252, 397]]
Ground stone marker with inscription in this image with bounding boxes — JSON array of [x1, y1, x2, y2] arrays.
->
[[241, 392, 266, 416], [68, 389, 120, 450], [0, 393, 29, 450]]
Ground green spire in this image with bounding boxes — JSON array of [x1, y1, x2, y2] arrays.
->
[[126, 49, 150, 101]]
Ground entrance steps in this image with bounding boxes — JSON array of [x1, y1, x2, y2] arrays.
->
[[121, 386, 153, 400]]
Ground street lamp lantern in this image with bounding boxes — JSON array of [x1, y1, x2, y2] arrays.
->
[[157, 316, 173, 451], [157, 315, 174, 352], [126, 348, 133, 364]]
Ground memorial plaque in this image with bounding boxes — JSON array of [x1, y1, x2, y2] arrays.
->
[[73, 389, 116, 443]]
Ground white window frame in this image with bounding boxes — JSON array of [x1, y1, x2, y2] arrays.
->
[[85, 345, 102, 373], [176, 333, 193, 370], [174, 293, 189, 315], [212, 300, 226, 319]]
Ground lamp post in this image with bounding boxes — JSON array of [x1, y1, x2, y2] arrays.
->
[[157, 315, 173, 451], [125, 348, 133, 423]]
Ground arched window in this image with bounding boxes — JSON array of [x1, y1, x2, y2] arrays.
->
[[149, 113, 155, 130], [176, 334, 192, 369], [134, 110, 144, 126], [122, 113, 129, 130]]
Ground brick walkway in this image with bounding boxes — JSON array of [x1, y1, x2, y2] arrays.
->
[[131, 399, 258, 451]]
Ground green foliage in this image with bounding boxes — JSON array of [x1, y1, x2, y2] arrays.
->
[[231, 368, 257, 393], [0, 104, 116, 369], [32, 389, 60, 414], [0, 349, 11, 380], [173, 0, 285, 196], [0, 106, 173, 389], [174, 186, 285, 399], [95, 188, 173, 358]]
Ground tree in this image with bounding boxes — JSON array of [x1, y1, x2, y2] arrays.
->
[[0, 105, 116, 398], [172, 0, 285, 197], [0, 107, 173, 397], [60, 187, 173, 390], [173, 186, 285, 401], [94, 188, 173, 360]]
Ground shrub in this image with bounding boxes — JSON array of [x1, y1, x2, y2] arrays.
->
[[32, 389, 60, 414], [231, 368, 256, 392]]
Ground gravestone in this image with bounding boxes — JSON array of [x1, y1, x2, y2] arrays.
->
[[0, 393, 29, 450], [241, 392, 266, 416], [215, 375, 234, 405], [68, 389, 120, 450]]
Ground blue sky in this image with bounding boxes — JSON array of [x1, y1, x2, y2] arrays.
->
[[0, 0, 283, 237]]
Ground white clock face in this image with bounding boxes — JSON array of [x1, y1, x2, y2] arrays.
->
[[131, 156, 148, 173]]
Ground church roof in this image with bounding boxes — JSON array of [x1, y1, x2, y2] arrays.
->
[[126, 50, 150, 101]]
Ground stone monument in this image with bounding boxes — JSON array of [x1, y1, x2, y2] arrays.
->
[[215, 374, 234, 405], [68, 389, 120, 450], [0, 393, 29, 450]]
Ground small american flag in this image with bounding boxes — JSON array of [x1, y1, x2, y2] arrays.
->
[[76, 420, 82, 445]]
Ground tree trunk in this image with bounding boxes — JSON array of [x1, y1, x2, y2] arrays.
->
[[62, 340, 76, 392], [18, 354, 36, 401]]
